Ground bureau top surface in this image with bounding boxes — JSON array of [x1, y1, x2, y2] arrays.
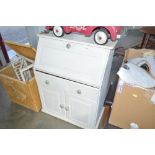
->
[[38, 32, 118, 50]]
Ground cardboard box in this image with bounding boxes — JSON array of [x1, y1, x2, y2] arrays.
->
[[109, 48, 155, 129], [0, 41, 41, 112], [124, 48, 155, 62]]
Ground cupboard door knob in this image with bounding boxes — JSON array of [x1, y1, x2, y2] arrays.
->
[[77, 89, 82, 94], [45, 80, 50, 85], [66, 43, 71, 49], [65, 106, 69, 111], [60, 104, 64, 109]]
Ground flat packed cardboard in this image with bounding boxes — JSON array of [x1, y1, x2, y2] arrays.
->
[[0, 41, 41, 112], [109, 48, 155, 129]]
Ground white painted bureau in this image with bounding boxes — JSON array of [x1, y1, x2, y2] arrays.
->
[[34, 33, 117, 128]]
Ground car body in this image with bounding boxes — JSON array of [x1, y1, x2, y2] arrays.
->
[[45, 26, 123, 45]]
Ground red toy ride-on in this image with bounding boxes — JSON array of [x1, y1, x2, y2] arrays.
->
[[45, 26, 123, 45]]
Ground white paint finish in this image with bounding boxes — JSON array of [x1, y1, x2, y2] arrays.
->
[[35, 71, 100, 128], [35, 35, 115, 88], [41, 106, 104, 129], [67, 97, 97, 128], [34, 34, 116, 128], [35, 71, 99, 102], [96, 49, 114, 122], [35, 72, 66, 117], [42, 89, 66, 117], [38, 33, 117, 50]]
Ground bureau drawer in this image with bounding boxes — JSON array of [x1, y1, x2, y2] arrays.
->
[[35, 71, 65, 91], [35, 37, 111, 87], [65, 79, 99, 102], [35, 71, 100, 103]]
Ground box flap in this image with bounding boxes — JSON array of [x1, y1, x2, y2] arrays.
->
[[124, 48, 155, 61], [5, 41, 36, 60]]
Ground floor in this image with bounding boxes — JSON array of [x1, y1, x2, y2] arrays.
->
[[0, 83, 81, 129], [116, 28, 143, 49]]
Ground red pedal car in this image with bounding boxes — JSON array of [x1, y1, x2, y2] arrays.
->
[[45, 26, 123, 45]]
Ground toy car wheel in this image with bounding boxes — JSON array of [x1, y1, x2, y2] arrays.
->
[[53, 26, 64, 37], [94, 29, 109, 45]]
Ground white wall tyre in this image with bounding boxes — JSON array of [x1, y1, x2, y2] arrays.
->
[[94, 29, 109, 45], [53, 26, 64, 37]]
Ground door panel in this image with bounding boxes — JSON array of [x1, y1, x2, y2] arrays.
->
[[66, 79, 99, 102], [35, 37, 110, 87], [35, 71, 66, 117], [42, 89, 65, 116], [67, 95, 97, 128]]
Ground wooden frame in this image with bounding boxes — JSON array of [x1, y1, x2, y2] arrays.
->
[[11, 55, 34, 82]]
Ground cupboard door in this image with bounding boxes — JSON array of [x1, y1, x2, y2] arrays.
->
[[66, 95, 97, 128], [64, 80, 99, 128], [35, 71, 66, 117], [42, 89, 65, 117]]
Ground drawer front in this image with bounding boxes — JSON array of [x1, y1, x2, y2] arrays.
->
[[65, 79, 99, 102], [35, 71, 64, 91], [35, 71, 100, 103], [35, 37, 112, 87]]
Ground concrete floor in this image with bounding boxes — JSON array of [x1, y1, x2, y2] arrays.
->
[[0, 83, 80, 129]]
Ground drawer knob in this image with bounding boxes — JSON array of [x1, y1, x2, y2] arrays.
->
[[66, 43, 71, 49], [65, 106, 69, 111], [45, 80, 50, 85], [77, 89, 82, 95], [60, 104, 64, 109]]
